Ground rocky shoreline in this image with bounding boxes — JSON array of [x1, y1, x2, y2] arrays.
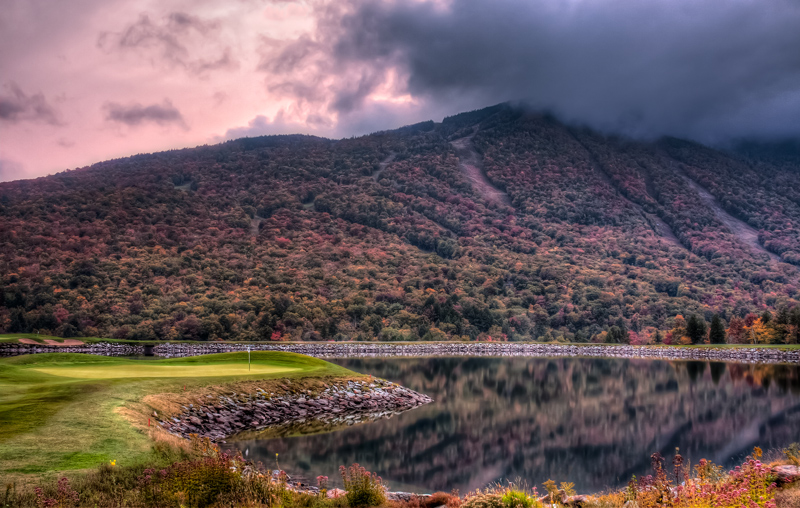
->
[[2, 340, 799, 364], [158, 378, 432, 442], [0, 341, 142, 357], [152, 342, 800, 364]]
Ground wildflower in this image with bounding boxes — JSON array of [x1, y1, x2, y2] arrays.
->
[[110, 460, 116, 466]]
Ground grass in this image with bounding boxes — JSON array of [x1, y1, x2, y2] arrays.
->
[[6, 448, 796, 508], [0, 352, 359, 485], [33, 364, 298, 379]]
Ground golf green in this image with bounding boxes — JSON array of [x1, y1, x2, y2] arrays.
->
[[0, 351, 359, 483], [34, 363, 298, 379]]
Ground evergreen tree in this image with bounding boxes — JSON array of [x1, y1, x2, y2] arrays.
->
[[654, 329, 663, 344], [607, 326, 626, 343], [686, 314, 708, 344], [709, 314, 726, 344], [615, 318, 630, 344]]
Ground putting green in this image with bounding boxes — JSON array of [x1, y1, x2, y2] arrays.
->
[[0, 351, 359, 483], [34, 363, 298, 379]]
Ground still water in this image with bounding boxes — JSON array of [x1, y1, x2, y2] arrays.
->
[[224, 357, 800, 494]]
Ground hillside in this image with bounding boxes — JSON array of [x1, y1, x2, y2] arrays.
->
[[2, 104, 800, 343]]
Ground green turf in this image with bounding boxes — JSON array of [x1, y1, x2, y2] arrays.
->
[[0, 352, 356, 483], [34, 363, 298, 379]]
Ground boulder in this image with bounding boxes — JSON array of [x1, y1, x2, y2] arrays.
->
[[327, 488, 346, 499], [773, 465, 800, 484]]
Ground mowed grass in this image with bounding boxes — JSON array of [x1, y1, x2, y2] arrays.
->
[[0, 352, 357, 484], [34, 363, 298, 379]]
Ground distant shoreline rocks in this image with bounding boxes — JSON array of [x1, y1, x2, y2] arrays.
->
[[1, 340, 798, 364], [0, 342, 141, 357], [152, 342, 800, 364]]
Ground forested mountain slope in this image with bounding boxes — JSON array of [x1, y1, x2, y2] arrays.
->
[[2, 104, 800, 343]]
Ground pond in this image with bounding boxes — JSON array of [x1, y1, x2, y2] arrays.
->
[[223, 357, 800, 494]]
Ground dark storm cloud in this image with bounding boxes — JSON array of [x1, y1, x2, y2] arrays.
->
[[0, 82, 61, 125], [267, 0, 800, 142], [104, 100, 186, 127], [98, 12, 238, 75]]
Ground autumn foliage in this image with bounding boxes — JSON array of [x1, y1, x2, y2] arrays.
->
[[1, 106, 800, 342]]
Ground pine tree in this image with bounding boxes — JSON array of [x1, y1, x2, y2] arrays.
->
[[709, 314, 726, 344], [686, 314, 708, 344]]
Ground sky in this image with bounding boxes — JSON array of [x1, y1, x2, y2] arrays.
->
[[3, 0, 800, 182]]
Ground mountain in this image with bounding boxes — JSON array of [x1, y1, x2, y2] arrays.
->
[[1, 104, 800, 343]]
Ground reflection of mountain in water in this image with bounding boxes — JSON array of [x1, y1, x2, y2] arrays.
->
[[226, 358, 800, 494]]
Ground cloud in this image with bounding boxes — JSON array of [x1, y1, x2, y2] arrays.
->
[[218, 98, 437, 142], [219, 110, 316, 140], [98, 12, 238, 75], [104, 99, 186, 127], [0, 82, 62, 125], [0, 157, 26, 183], [257, 0, 800, 143]]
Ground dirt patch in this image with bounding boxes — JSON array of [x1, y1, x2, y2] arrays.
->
[[18, 338, 85, 346], [450, 133, 511, 206]]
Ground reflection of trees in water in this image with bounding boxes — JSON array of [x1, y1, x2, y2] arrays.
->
[[229, 358, 800, 494]]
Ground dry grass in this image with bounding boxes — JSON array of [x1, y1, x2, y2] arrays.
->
[[775, 484, 800, 508]]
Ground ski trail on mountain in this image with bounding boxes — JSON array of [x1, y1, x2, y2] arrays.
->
[[450, 132, 511, 206], [250, 215, 264, 235], [571, 134, 685, 250], [678, 171, 781, 263], [372, 152, 396, 181], [645, 213, 683, 248]]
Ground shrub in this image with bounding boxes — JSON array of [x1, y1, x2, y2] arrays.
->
[[339, 463, 387, 508], [34, 477, 79, 508], [138, 454, 240, 508], [626, 450, 778, 508], [392, 491, 460, 508], [461, 492, 504, 508], [423, 492, 460, 508], [500, 489, 536, 508], [784, 443, 800, 466]]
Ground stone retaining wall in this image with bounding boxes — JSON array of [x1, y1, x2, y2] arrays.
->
[[159, 378, 432, 442], [153, 342, 800, 364], [2, 340, 798, 364], [0, 342, 143, 357]]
